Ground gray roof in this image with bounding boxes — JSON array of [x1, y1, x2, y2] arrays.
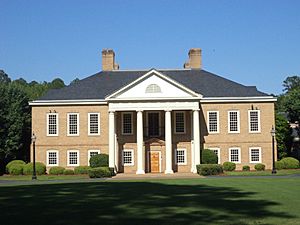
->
[[38, 69, 269, 100]]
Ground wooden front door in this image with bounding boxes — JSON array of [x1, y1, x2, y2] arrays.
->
[[150, 151, 160, 173]]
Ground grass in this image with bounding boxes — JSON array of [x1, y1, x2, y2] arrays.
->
[[0, 178, 299, 225], [0, 174, 89, 180], [224, 169, 300, 176]]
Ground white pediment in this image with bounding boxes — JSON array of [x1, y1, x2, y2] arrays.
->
[[106, 70, 202, 100]]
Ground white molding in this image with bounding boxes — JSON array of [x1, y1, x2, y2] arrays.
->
[[88, 149, 101, 166], [229, 147, 241, 164], [249, 147, 262, 163], [208, 147, 221, 164], [46, 113, 59, 136], [175, 148, 187, 165], [67, 150, 80, 166], [29, 99, 107, 106], [122, 149, 134, 166], [228, 110, 240, 133], [46, 150, 59, 166], [67, 113, 80, 136], [207, 111, 220, 134], [174, 111, 186, 134], [201, 96, 277, 103], [88, 113, 100, 136], [121, 112, 133, 135], [248, 110, 261, 133]]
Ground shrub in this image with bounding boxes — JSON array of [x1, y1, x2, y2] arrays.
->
[[242, 165, 250, 171], [9, 164, 24, 175], [49, 166, 65, 175], [23, 162, 46, 175], [223, 162, 236, 171], [74, 166, 91, 174], [280, 157, 300, 169], [88, 167, 112, 178], [201, 149, 218, 164], [196, 164, 223, 176], [6, 160, 26, 173], [63, 169, 74, 175], [275, 161, 284, 170], [90, 154, 109, 168], [255, 163, 265, 171]]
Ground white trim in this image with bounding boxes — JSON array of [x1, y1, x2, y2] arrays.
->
[[146, 111, 161, 137], [46, 113, 59, 136], [248, 110, 261, 133], [121, 112, 133, 135], [122, 149, 134, 166], [200, 96, 277, 103], [175, 148, 187, 165], [228, 111, 240, 133], [207, 111, 219, 134], [174, 111, 186, 134], [29, 99, 107, 106], [87, 150, 101, 166], [249, 147, 262, 163], [148, 151, 162, 173], [46, 150, 59, 166], [229, 147, 241, 163], [208, 147, 221, 164], [88, 113, 100, 135], [67, 113, 80, 136], [67, 150, 80, 166]]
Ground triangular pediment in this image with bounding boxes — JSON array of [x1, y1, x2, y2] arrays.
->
[[106, 69, 202, 100]]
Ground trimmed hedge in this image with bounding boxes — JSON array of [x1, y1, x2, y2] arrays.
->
[[6, 160, 26, 174], [9, 164, 24, 175], [63, 169, 74, 175], [242, 165, 250, 171], [49, 166, 65, 175], [90, 154, 109, 168], [196, 164, 223, 176], [201, 149, 218, 164], [275, 161, 284, 170], [74, 166, 91, 174], [223, 162, 236, 171], [280, 157, 300, 169], [255, 163, 265, 171], [23, 162, 46, 175], [88, 167, 112, 178]]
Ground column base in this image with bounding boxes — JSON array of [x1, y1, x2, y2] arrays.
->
[[191, 168, 197, 174], [136, 169, 145, 175], [164, 170, 174, 174]]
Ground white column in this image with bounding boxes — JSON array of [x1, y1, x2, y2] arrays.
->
[[136, 110, 145, 174], [109, 111, 115, 170], [191, 112, 195, 172], [165, 110, 174, 174], [193, 109, 200, 173]]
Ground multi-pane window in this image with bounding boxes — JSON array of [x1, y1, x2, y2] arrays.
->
[[250, 148, 261, 163], [123, 150, 134, 166], [88, 150, 100, 166], [47, 113, 58, 136], [249, 110, 260, 133], [88, 113, 100, 135], [47, 150, 58, 166], [175, 112, 185, 133], [68, 113, 79, 136], [176, 149, 186, 165], [67, 150, 79, 166], [208, 148, 220, 164], [229, 148, 241, 163], [228, 111, 240, 133], [208, 111, 219, 133], [122, 113, 133, 135], [145, 84, 161, 93]]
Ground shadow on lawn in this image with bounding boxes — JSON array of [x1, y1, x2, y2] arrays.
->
[[0, 181, 293, 225]]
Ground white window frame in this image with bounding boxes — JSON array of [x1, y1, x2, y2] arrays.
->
[[46, 113, 59, 136], [67, 113, 80, 136], [46, 150, 59, 166], [228, 111, 240, 133], [248, 110, 261, 133], [122, 149, 134, 166], [175, 148, 187, 165], [88, 149, 101, 166], [208, 147, 220, 164], [207, 111, 219, 134], [229, 147, 241, 163], [67, 150, 80, 166], [122, 112, 133, 135], [174, 111, 186, 134], [249, 147, 262, 163], [88, 113, 100, 135]]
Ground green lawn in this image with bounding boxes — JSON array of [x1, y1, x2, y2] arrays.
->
[[1, 178, 299, 225], [0, 174, 89, 180], [224, 169, 300, 176]]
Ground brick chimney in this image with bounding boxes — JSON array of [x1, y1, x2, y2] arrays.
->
[[102, 49, 119, 71], [184, 48, 202, 69]]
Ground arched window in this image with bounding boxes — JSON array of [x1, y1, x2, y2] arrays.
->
[[145, 84, 161, 93]]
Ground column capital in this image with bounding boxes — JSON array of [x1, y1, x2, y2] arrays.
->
[[136, 110, 144, 113], [109, 110, 115, 114], [193, 109, 200, 112], [164, 109, 172, 112]]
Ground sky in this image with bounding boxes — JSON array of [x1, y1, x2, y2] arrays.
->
[[1, 0, 300, 95]]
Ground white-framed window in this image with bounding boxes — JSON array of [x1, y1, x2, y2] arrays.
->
[[88, 113, 100, 135], [67, 150, 79, 166], [122, 149, 134, 166], [46, 150, 59, 166], [145, 84, 161, 93], [174, 111, 185, 134], [208, 148, 220, 164], [176, 149, 187, 165], [249, 147, 262, 163], [67, 113, 79, 136], [228, 111, 240, 133], [47, 113, 58, 136], [88, 150, 101, 166], [122, 112, 133, 135], [229, 148, 241, 163], [207, 111, 219, 133], [248, 110, 261, 133]]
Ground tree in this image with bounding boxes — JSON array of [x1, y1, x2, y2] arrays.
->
[[283, 76, 300, 92], [70, 78, 80, 85], [0, 70, 11, 83], [275, 113, 292, 159], [49, 78, 65, 89]]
